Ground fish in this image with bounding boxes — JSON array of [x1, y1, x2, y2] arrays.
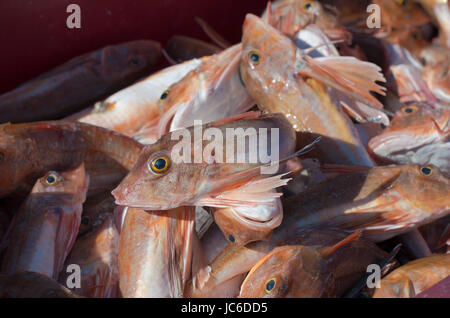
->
[[416, 0, 450, 47], [240, 14, 377, 166], [238, 231, 387, 298], [1, 163, 88, 279], [373, 254, 450, 298], [0, 40, 161, 123], [155, 44, 255, 137], [59, 213, 119, 298], [112, 112, 297, 210], [78, 58, 203, 135], [282, 164, 450, 242], [0, 272, 83, 298], [368, 103, 450, 176], [0, 121, 143, 197], [118, 207, 194, 298]]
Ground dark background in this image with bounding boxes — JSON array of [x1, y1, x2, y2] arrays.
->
[[0, 0, 267, 94]]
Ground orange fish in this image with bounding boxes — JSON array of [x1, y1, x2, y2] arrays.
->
[[369, 103, 449, 176], [373, 254, 450, 297], [1, 164, 88, 279], [113, 112, 298, 210], [238, 231, 387, 298], [240, 14, 380, 166]]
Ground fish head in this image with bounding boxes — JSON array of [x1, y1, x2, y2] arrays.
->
[[239, 245, 323, 297], [240, 14, 296, 102], [112, 133, 201, 209], [368, 104, 449, 160], [101, 40, 161, 80], [32, 163, 89, 201], [394, 164, 450, 216]]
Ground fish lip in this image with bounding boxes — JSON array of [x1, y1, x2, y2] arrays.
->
[[112, 198, 166, 210]]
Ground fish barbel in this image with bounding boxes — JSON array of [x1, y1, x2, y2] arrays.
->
[[1, 163, 88, 279], [369, 103, 450, 176], [373, 254, 450, 298], [240, 14, 377, 166], [112, 112, 297, 210], [0, 40, 161, 123], [118, 207, 194, 298], [0, 121, 143, 197]]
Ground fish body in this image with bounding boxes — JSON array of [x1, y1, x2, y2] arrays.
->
[[113, 112, 296, 210], [369, 103, 450, 176], [78, 58, 202, 135], [0, 40, 161, 123], [118, 207, 194, 298], [373, 254, 450, 298], [1, 164, 88, 279], [0, 121, 143, 197]]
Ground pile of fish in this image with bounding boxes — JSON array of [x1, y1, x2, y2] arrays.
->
[[0, 0, 449, 298]]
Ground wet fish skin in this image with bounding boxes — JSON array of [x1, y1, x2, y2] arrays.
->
[[0, 40, 161, 123], [373, 254, 450, 298], [1, 163, 89, 279], [0, 121, 143, 198]]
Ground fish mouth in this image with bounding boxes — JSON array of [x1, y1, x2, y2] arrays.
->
[[111, 185, 168, 210], [369, 131, 441, 157]]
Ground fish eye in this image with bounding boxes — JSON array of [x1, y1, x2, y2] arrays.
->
[[159, 90, 169, 101], [265, 278, 276, 293], [412, 31, 420, 40], [396, 0, 407, 5], [45, 174, 58, 185], [304, 2, 313, 9], [81, 217, 90, 225], [401, 105, 418, 114], [149, 156, 170, 174], [228, 234, 235, 243], [420, 166, 433, 176], [248, 51, 261, 65]]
